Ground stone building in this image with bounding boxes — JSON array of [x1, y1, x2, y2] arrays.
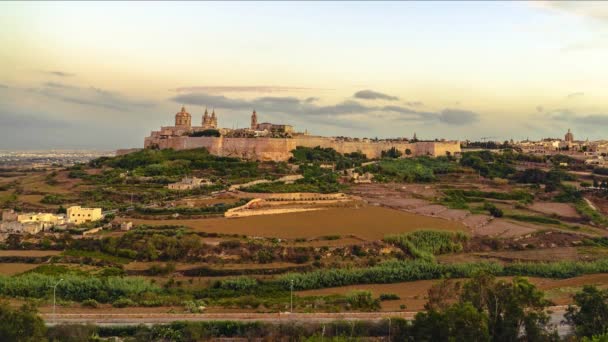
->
[[250, 110, 294, 134], [202, 108, 218, 129], [565, 129, 574, 143], [67, 206, 102, 225]]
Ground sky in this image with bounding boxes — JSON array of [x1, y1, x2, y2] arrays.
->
[[1, 1, 608, 149]]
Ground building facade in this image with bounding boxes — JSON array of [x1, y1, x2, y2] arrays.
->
[[67, 206, 103, 225]]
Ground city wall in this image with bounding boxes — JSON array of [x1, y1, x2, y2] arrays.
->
[[144, 135, 461, 161]]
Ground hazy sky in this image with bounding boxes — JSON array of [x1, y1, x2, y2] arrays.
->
[[1, 1, 608, 149]]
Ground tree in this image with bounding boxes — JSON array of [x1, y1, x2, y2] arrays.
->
[[565, 286, 608, 338], [381, 147, 402, 159], [411, 302, 489, 342], [0, 301, 47, 342], [460, 274, 556, 341]]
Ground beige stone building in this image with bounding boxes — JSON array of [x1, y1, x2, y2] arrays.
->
[[67, 206, 103, 225]]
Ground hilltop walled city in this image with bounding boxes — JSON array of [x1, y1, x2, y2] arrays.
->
[[141, 106, 462, 161]]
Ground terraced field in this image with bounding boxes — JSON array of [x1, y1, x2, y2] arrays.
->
[[131, 205, 467, 240]]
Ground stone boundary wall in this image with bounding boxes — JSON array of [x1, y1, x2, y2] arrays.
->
[[144, 134, 461, 161]]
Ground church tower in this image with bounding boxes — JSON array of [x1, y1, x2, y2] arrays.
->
[[565, 129, 574, 143], [175, 106, 191, 128], [250, 109, 258, 130], [202, 108, 209, 127], [210, 109, 218, 128]]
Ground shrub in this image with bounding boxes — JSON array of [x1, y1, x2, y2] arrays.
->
[[379, 293, 400, 301], [112, 297, 136, 308], [81, 299, 99, 308], [218, 277, 258, 291], [384, 230, 467, 261], [346, 290, 380, 311]]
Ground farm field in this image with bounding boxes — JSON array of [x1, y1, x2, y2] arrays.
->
[[130, 205, 468, 240], [0, 250, 61, 257], [297, 274, 608, 311], [0, 263, 39, 275]]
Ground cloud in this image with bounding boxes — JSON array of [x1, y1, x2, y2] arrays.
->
[[30, 82, 155, 111], [172, 86, 319, 93], [170, 92, 480, 129], [0, 84, 8, 88], [544, 108, 608, 126], [536, 105, 544, 112], [43, 70, 75, 77], [353, 89, 399, 101], [535, 1, 608, 22], [566, 92, 584, 99], [438, 109, 480, 125], [404, 101, 423, 107]]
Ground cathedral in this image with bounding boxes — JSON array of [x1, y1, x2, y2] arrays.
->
[[173, 106, 218, 130]]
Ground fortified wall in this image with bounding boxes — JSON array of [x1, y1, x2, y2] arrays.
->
[[144, 134, 460, 161], [142, 106, 461, 161]]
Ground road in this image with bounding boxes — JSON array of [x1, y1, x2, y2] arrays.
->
[[42, 306, 572, 337]]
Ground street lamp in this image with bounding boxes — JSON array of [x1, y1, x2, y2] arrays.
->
[[52, 278, 64, 324]]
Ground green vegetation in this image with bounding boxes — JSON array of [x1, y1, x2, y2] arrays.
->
[[565, 285, 608, 338], [345, 290, 380, 311], [280, 258, 608, 291], [243, 164, 343, 193], [380, 147, 402, 158], [576, 200, 608, 227], [441, 189, 533, 210], [89, 148, 275, 182], [189, 129, 220, 137], [0, 273, 160, 303], [0, 301, 47, 342], [360, 157, 460, 183], [506, 214, 561, 225], [290, 146, 367, 170], [134, 199, 249, 216], [40, 194, 68, 205], [384, 230, 467, 262]]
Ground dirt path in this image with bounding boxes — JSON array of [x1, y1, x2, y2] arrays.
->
[[584, 197, 598, 211]]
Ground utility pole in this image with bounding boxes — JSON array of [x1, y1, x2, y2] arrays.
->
[[52, 278, 64, 324]]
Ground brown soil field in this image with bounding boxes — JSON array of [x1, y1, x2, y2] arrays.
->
[[0, 250, 61, 257], [130, 206, 467, 240], [124, 261, 304, 271], [290, 237, 365, 247], [529, 202, 581, 219], [589, 196, 608, 216], [473, 219, 539, 238], [0, 263, 39, 275], [474, 247, 581, 262], [297, 274, 608, 311]]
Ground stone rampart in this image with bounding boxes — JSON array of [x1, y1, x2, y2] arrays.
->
[[144, 134, 460, 161]]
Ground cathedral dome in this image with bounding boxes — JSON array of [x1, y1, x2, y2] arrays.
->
[[175, 106, 192, 127]]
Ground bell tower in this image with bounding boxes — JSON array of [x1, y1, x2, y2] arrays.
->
[[250, 109, 258, 130]]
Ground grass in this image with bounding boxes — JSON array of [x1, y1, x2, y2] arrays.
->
[[506, 214, 562, 225], [384, 230, 467, 262], [575, 200, 608, 227]]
